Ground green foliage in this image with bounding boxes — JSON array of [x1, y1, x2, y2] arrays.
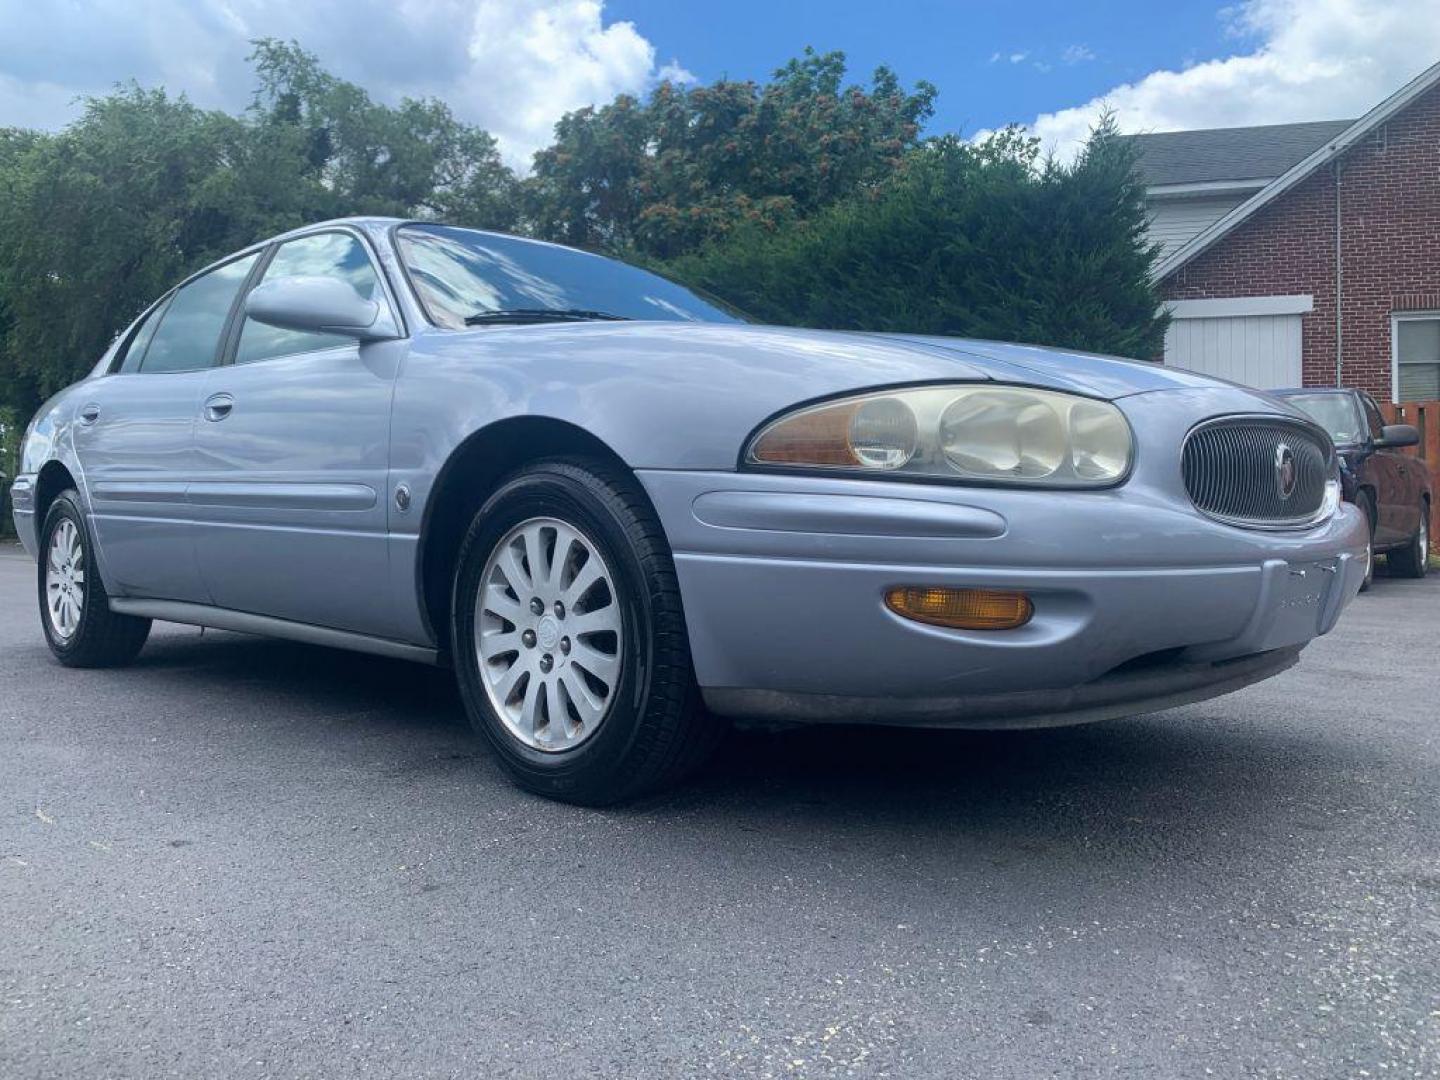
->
[[525, 48, 936, 258], [0, 402, 17, 536], [248, 40, 518, 225], [0, 41, 518, 417], [663, 115, 1168, 358], [0, 44, 1166, 431]]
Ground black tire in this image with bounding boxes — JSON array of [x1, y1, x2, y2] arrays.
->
[[450, 458, 723, 805], [1387, 499, 1430, 579], [38, 490, 151, 667], [1356, 494, 1376, 592]]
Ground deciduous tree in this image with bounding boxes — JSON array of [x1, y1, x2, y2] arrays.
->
[[526, 48, 936, 258]]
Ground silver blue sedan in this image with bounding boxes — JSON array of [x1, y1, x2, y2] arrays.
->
[[10, 218, 1369, 803]]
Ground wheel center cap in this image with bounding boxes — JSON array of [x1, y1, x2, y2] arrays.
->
[[536, 615, 561, 651]]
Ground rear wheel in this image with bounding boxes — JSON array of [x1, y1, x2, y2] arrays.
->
[[450, 459, 723, 805], [1387, 500, 1430, 579], [38, 490, 151, 667]]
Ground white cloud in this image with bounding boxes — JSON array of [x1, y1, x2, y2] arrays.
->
[[1061, 44, 1095, 65], [656, 61, 698, 86], [0, 0, 685, 169], [998, 0, 1440, 158]]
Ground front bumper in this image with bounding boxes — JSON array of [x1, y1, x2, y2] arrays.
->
[[8, 473, 37, 558], [638, 461, 1367, 728]]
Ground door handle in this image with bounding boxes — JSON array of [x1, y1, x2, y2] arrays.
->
[[79, 403, 100, 425], [203, 393, 234, 422]]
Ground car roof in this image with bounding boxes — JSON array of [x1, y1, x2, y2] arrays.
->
[[1271, 387, 1354, 396], [237, 216, 595, 264]]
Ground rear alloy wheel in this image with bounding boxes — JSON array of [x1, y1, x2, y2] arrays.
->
[[1387, 503, 1430, 579], [451, 459, 724, 805], [38, 490, 151, 667]]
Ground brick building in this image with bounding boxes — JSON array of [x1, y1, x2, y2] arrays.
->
[[1130, 61, 1440, 403]]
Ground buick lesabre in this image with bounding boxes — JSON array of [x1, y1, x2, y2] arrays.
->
[[10, 219, 1369, 803]]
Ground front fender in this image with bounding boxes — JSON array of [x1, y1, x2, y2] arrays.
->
[[13, 390, 107, 563]]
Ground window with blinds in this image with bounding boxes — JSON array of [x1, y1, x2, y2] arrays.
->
[[1396, 316, 1440, 401]]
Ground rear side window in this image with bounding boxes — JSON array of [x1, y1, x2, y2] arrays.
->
[[117, 297, 171, 374], [138, 253, 260, 374], [234, 232, 382, 366]]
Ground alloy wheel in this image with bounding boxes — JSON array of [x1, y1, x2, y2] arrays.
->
[[46, 519, 85, 640], [474, 516, 624, 751]]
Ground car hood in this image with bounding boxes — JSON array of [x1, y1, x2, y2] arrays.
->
[[861, 333, 1229, 399], [408, 320, 1297, 472], [454, 321, 1230, 401]]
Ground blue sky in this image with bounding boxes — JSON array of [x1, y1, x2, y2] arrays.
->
[[0, 0, 1435, 167], [608, 0, 1237, 140]]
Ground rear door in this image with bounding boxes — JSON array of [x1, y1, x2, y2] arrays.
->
[[190, 229, 402, 637], [71, 252, 261, 602]]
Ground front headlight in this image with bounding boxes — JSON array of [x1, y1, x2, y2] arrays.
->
[[746, 385, 1133, 487]]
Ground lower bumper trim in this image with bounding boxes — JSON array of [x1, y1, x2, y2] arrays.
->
[[702, 646, 1302, 729]]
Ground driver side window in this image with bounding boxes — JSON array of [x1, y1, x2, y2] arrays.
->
[[234, 232, 383, 366]]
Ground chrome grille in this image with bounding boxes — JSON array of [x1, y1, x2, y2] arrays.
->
[[1182, 417, 1332, 527]]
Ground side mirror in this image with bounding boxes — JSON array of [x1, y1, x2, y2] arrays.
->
[[244, 275, 400, 343], [1375, 423, 1420, 449]]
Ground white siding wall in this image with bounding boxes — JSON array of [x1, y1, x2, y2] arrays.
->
[[1163, 314, 1303, 389], [1145, 195, 1249, 256]]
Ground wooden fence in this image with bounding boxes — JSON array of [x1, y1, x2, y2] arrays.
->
[[1379, 400, 1440, 464]]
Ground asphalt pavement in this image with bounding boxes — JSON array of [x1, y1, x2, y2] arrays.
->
[[1, 541, 1438, 1079]]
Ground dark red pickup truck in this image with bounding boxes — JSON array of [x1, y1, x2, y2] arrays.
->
[[1276, 388, 1431, 589]]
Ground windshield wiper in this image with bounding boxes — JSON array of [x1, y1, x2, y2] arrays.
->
[[463, 308, 630, 326]]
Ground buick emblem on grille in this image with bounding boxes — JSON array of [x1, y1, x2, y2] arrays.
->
[[1275, 443, 1298, 500]]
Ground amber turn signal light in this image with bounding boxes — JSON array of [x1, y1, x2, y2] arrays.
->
[[884, 587, 1033, 631]]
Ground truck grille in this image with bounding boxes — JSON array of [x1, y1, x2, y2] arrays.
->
[[1181, 417, 1332, 527]]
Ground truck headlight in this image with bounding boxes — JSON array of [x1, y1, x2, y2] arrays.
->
[[746, 385, 1133, 487]]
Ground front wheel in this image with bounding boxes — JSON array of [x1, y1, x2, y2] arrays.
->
[[1387, 502, 1430, 579], [1356, 495, 1376, 592], [38, 490, 151, 667], [450, 459, 723, 805]]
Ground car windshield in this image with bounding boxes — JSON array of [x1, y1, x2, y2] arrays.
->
[[397, 224, 747, 329], [1282, 393, 1365, 445]]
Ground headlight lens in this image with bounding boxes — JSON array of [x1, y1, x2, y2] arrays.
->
[[747, 385, 1132, 486], [1320, 477, 1341, 521], [939, 390, 1065, 478], [849, 396, 917, 469]]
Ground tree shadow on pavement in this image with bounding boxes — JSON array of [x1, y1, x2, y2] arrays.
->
[[115, 624, 1374, 858]]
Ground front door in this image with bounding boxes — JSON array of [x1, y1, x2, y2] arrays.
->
[[72, 252, 261, 602], [1360, 393, 1421, 545], [190, 230, 401, 638]]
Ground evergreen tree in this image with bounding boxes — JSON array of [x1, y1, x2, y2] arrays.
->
[[663, 116, 1167, 358]]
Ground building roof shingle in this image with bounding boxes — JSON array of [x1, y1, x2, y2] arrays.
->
[[1128, 119, 1355, 187]]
